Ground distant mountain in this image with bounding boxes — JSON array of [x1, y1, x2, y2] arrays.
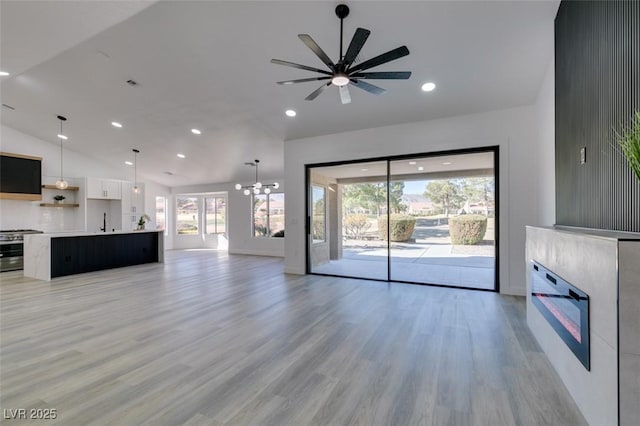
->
[[401, 194, 431, 203], [400, 194, 434, 214]]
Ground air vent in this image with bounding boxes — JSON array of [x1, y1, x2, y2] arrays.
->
[[126, 79, 138, 87], [2, 103, 15, 110], [163, 171, 174, 176]]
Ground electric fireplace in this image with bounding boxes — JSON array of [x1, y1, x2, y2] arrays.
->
[[531, 260, 590, 370]]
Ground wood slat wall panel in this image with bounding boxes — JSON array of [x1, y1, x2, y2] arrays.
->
[[555, 0, 640, 232]]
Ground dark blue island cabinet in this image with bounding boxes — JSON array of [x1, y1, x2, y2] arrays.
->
[[50, 232, 159, 278], [23, 230, 163, 281]]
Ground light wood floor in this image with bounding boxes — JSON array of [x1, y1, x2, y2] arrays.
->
[[0, 250, 585, 425]]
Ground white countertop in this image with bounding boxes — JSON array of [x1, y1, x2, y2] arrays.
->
[[528, 225, 640, 241], [26, 229, 163, 239]]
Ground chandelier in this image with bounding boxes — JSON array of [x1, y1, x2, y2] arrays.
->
[[235, 159, 279, 195]]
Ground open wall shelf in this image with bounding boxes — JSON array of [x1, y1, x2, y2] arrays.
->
[[39, 203, 80, 208], [42, 185, 79, 191]]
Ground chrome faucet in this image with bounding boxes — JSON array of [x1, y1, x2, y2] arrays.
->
[[100, 212, 106, 232]]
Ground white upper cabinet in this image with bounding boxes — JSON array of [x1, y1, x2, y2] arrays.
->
[[86, 178, 122, 200]]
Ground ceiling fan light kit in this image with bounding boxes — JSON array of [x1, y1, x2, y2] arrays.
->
[[271, 4, 411, 104]]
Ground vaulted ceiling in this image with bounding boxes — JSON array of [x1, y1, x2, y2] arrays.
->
[[0, 1, 558, 187]]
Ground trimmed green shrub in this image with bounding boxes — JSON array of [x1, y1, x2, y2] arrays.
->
[[312, 216, 325, 241], [449, 215, 487, 245], [344, 214, 371, 239], [378, 214, 416, 242], [254, 224, 268, 237]]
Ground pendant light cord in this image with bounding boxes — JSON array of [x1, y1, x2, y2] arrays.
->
[[59, 119, 64, 181]]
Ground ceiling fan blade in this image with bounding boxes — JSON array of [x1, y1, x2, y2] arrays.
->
[[348, 46, 410, 73], [350, 71, 411, 80], [298, 34, 335, 70], [350, 79, 386, 95], [339, 85, 352, 104], [277, 76, 331, 85], [305, 82, 332, 101], [343, 28, 371, 66], [271, 59, 333, 76]]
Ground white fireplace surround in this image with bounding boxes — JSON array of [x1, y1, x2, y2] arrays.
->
[[526, 226, 640, 426]]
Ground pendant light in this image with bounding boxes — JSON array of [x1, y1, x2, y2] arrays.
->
[[55, 115, 69, 189], [234, 159, 279, 195], [132, 149, 140, 193]]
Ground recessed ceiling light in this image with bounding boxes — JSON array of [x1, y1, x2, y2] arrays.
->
[[0, 71, 9, 77], [285, 109, 296, 117], [409, 161, 417, 165], [177, 153, 186, 159], [57, 134, 68, 140], [418, 166, 424, 171], [421, 82, 436, 92], [442, 161, 452, 165], [361, 168, 368, 172], [125, 161, 133, 166], [191, 128, 201, 135], [111, 121, 123, 128]]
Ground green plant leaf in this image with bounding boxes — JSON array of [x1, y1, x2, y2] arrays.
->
[[616, 111, 640, 182]]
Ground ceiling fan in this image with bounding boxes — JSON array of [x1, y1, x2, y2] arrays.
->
[[271, 4, 411, 104]]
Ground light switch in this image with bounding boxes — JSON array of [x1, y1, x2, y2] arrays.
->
[[580, 147, 586, 164]]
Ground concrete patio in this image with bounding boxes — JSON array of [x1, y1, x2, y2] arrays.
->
[[313, 241, 495, 290]]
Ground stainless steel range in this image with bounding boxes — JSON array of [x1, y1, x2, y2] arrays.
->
[[0, 230, 43, 272]]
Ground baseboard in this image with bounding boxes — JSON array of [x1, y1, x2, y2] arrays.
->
[[228, 249, 284, 258]]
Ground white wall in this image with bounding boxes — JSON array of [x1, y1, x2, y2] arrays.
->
[[534, 57, 556, 226], [284, 106, 541, 296], [0, 175, 87, 232], [0, 125, 171, 234], [86, 199, 122, 232], [170, 180, 285, 256], [143, 180, 172, 239]]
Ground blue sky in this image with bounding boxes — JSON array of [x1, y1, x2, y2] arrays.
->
[[402, 180, 428, 194]]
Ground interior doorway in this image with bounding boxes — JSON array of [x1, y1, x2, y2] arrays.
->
[[306, 147, 498, 291]]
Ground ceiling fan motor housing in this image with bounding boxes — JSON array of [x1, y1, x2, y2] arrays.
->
[[335, 4, 350, 19]]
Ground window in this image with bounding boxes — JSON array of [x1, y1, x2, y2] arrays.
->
[[268, 193, 285, 236], [253, 193, 285, 237], [176, 196, 199, 235], [205, 197, 226, 234], [312, 185, 325, 242], [155, 196, 167, 235]]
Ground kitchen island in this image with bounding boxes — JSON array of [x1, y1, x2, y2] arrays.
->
[[24, 230, 163, 281]]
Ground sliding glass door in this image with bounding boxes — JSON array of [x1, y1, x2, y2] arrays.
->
[[389, 152, 496, 289], [308, 161, 388, 281], [306, 148, 498, 291]]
